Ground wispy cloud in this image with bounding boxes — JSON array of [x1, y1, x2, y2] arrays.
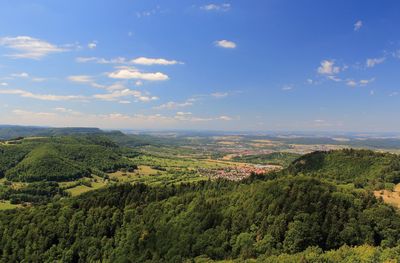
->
[[67, 75, 94, 83], [211, 92, 229, 98], [201, 3, 231, 12], [93, 89, 158, 102], [215, 40, 236, 49], [354, 20, 363, 31], [154, 99, 194, 110], [76, 56, 127, 64], [366, 57, 386, 68], [281, 85, 294, 91], [0, 89, 85, 101], [0, 36, 66, 59], [346, 78, 375, 87], [131, 57, 183, 66]]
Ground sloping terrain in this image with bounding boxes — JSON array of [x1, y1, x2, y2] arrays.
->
[[0, 176, 399, 262], [288, 149, 400, 188], [0, 136, 137, 182]]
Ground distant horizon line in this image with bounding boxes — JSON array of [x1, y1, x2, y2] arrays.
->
[[1, 123, 400, 137]]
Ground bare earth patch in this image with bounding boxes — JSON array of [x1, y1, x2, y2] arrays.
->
[[374, 184, 400, 209]]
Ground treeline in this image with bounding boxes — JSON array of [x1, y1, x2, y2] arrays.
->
[[0, 176, 399, 262], [232, 152, 301, 167], [0, 181, 67, 205]]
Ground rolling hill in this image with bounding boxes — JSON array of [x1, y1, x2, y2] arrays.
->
[[288, 149, 400, 189]]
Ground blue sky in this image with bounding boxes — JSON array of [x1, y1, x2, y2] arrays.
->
[[0, 0, 399, 131]]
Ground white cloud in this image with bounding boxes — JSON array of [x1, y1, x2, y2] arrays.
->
[[354, 20, 363, 31], [154, 100, 194, 110], [67, 75, 94, 83], [93, 88, 158, 102], [0, 36, 66, 59], [201, 3, 231, 12], [281, 85, 293, 91], [13, 109, 56, 117], [215, 40, 236, 49], [346, 80, 357, 87], [11, 72, 29, 78], [218, 115, 233, 121], [88, 41, 97, 49], [108, 67, 169, 81], [0, 82, 8, 86], [4, 109, 234, 129], [390, 92, 398, 97], [366, 57, 386, 68], [54, 107, 81, 115], [211, 92, 229, 98], [0, 89, 85, 101], [131, 57, 183, 66], [346, 78, 375, 87], [317, 60, 340, 75], [359, 78, 375, 86], [76, 56, 127, 64], [327, 76, 342, 82]]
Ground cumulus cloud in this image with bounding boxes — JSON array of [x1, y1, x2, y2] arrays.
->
[[0, 36, 66, 59], [366, 57, 386, 68], [108, 67, 169, 81], [317, 60, 340, 75], [201, 3, 231, 12], [354, 20, 363, 31], [215, 40, 236, 49]]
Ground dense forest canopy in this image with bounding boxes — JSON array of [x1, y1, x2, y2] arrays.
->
[[1, 177, 400, 262]]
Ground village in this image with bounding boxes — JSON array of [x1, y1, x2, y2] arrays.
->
[[198, 164, 282, 181]]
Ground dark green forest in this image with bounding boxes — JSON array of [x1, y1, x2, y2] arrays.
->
[[1, 177, 400, 262]]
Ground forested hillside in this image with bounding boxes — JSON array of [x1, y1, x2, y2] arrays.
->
[[0, 135, 137, 205], [288, 149, 400, 189], [0, 176, 400, 262]]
